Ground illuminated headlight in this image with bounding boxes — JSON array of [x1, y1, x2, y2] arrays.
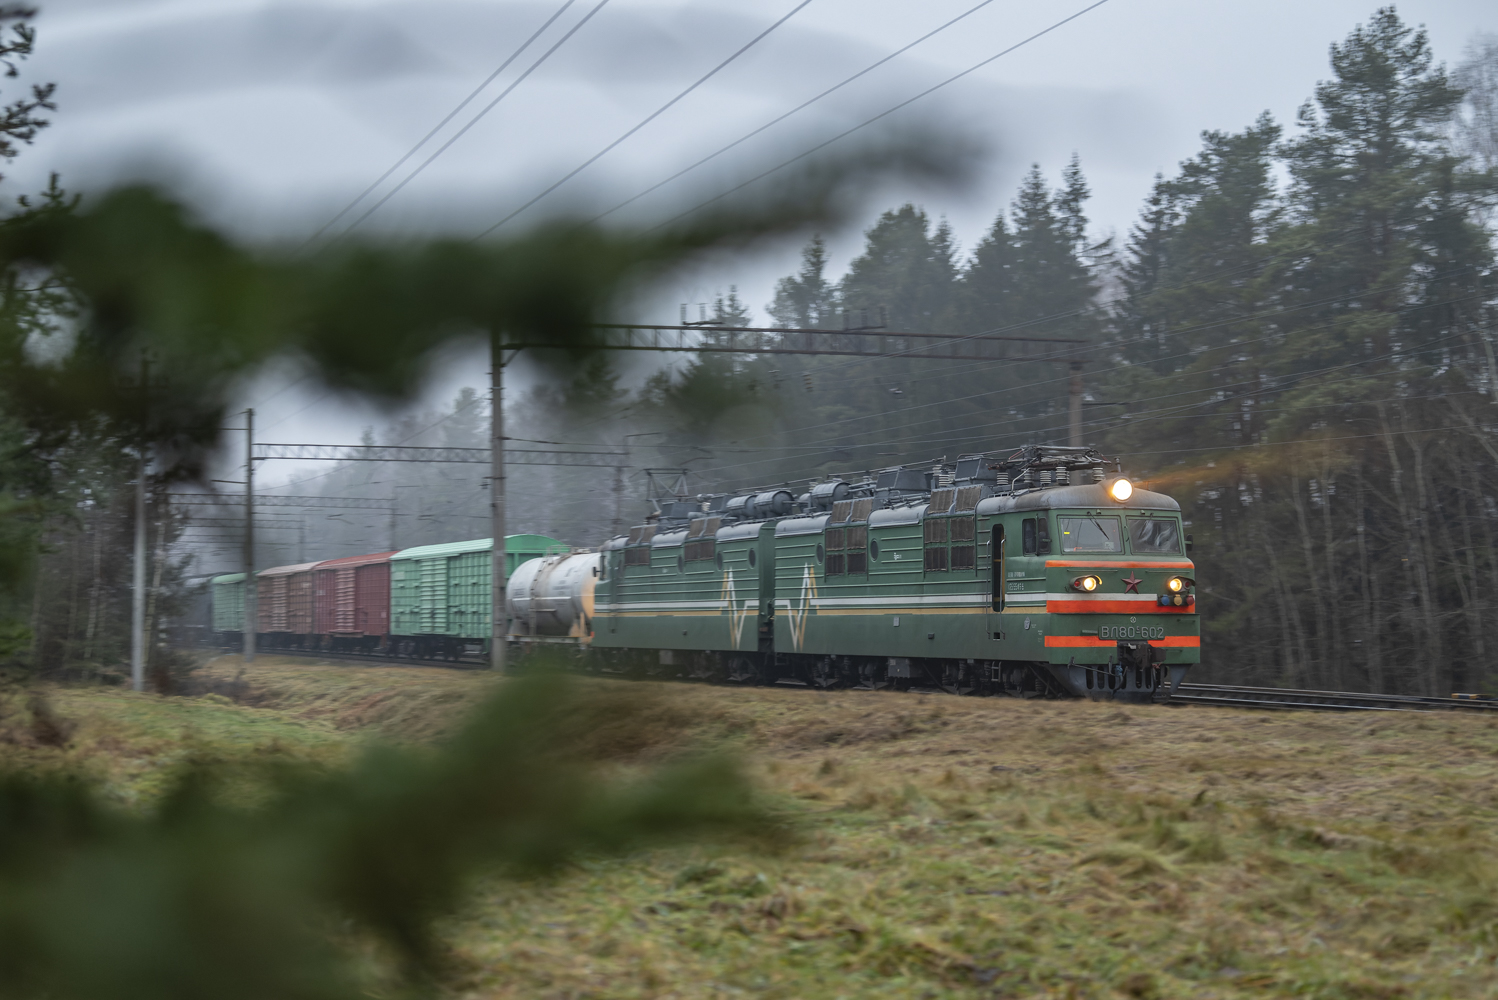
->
[[1108, 478, 1134, 502], [1167, 577, 1184, 593], [1072, 575, 1102, 593]]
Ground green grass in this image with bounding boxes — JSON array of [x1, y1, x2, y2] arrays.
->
[[11, 656, 1498, 998]]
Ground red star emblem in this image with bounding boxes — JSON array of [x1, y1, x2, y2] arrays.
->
[[1122, 573, 1143, 593]]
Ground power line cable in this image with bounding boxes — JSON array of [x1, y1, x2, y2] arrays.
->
[[648, 0, 1115, 233], [337, 0, 615, 239], [473, 0, 816, 240], [587, 0, 1001, 226], [309, 0, 583, 244]]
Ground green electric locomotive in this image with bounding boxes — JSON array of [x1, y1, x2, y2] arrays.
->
[[586, 445, 1197, 701]]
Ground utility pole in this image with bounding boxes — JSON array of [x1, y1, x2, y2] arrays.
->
[[490, 342, 506, 672], [612, 462, 624, 538], [244, 408, 256, 663], [1068, 361, 1084, 448], [130, 353, 148, 693]]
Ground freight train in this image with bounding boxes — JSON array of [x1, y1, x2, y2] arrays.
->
[[210, 534, 565, 659], [209, 447, 1198, 701]]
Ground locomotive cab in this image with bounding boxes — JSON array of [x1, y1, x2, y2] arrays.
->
[[984, 480, 1198, 701]]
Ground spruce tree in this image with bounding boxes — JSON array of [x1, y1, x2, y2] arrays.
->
[[839, 204, 955, 333], [711, 285, 753, 328], [767, 235, 837, 328]]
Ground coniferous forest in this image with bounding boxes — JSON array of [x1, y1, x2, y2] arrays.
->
[[634, 9, 1498, 696], [4, 7, 1497, 700]]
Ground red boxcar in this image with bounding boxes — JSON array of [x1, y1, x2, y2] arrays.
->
[[256, 561, 321, 646], [313, 552, 396, 651]]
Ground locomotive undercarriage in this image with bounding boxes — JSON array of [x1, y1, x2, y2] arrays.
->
[[542, 646, 1181, 701]]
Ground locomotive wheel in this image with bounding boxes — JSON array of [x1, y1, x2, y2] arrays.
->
[[727, 655, 762, 685], [810, 659, 840, 689]]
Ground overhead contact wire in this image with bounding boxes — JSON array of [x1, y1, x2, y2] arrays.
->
[[338, 0, 615, 239], [588, 0, 1000, 226], [310, 0, 583, 243], [473, 0, 817, 239], [649, 0, 1115, 232]]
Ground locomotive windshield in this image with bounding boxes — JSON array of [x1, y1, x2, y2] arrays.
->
[[1057, 516, 1123, 553], [1127, 517, 1182, 553]]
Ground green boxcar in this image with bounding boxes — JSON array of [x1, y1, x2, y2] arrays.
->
[[390, 535, 564, 651], [211, 573, 246, 634]]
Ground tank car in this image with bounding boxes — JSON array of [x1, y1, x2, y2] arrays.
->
[[506, 551, 601, 644]]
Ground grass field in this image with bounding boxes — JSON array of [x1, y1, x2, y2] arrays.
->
[[5, 655, 1496, 999]]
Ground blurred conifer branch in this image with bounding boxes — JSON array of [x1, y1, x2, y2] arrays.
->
[[0, 672, 781, 999]]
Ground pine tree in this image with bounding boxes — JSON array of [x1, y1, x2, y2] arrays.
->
[[440, 387, 486, 449], [956, 213, 1015, 334], [1108, 115, 1282, 433], [767, 236, 837, 328], [711, 286, 753, 328], [839, 204, 955, 333], [1454, 32, 1498, 174], [1004, 163, 1097, 335]]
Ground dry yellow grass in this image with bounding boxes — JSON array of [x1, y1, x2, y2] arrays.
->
[[190, 653, 498, 741], [9, 656, 1497, 998], [446, 681, 1498, 999]]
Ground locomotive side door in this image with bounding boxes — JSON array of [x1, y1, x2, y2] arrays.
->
[[988, 523, 1005, 642]]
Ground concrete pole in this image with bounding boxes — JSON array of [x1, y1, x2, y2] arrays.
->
[[490, 341, 507, 672], [244, 408, 256, 663], [129, 461, 146, 691], [131, 368, 147, 691], [1068, 362, 1084, 448]]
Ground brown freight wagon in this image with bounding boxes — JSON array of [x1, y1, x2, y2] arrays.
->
[[256, 561, 321, 647], [313, 551, 396, 652]]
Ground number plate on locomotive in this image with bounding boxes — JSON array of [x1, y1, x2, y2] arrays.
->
[[1099, 625, 1165, 640]]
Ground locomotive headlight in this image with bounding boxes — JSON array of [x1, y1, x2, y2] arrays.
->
[[1108, 478, 1134, 502], [1166, 577, 1184, 593], [1072, 574, 1102, 593]]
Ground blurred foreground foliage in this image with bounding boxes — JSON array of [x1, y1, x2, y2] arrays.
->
[[0, 671, 777, 1000], [0, 0, 964, 664], [0, 148, 960, 480]]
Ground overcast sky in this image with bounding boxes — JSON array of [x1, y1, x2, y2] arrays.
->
[[12, 0, 1494, 492]]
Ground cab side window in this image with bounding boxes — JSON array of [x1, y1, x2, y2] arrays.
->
[[1022, 518, 1037, 555]]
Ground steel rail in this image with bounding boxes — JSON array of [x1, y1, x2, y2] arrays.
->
[[195, 648, 1497, 714], [1165, 682, 1498, 713]]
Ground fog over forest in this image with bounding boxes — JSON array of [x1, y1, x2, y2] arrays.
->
[[3, 5, 1496, 697]]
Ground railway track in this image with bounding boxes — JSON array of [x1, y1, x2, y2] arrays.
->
[[212, 648, 1498, 714], [1164, 682, 1498, 713], [219, 647, 486, 671]]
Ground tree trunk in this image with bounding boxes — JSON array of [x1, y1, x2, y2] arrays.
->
[[143, 508, 168, 692], [1319, 449, 1344, 688], [1259, 487, 1310, 687], [1377, 405, 1424, 694], [82, 513, 103, 664], [1404, 415, 1444, 695], [1355, 462, 1383, 692], [1290, 471, 1331, 686], [1444, 460, 1484, 691]]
